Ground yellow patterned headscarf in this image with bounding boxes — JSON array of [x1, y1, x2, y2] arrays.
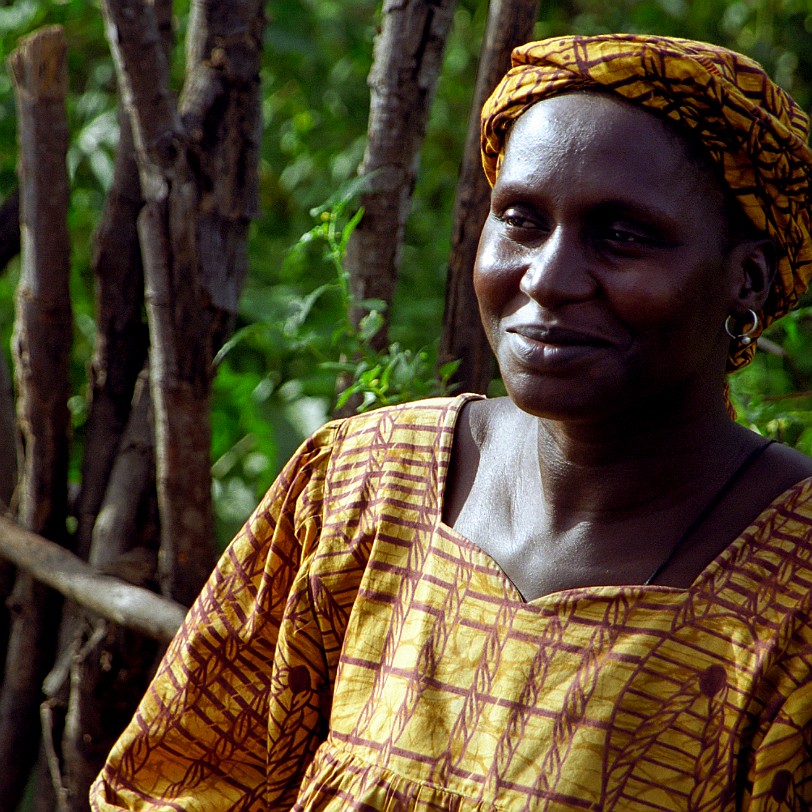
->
[[481, 34, 812, 370]]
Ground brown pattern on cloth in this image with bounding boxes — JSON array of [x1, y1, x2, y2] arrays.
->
[[91, 396, 812, 810], [480, 35, 812, 371]]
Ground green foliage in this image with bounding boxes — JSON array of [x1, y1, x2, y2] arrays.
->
[[730, 304, 812, 453], [212, 196, 459, 540], [287, 200, 458, 412], [1, 0, 811, 545]]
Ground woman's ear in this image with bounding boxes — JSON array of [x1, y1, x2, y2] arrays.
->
[[726, 238, 777, 315]]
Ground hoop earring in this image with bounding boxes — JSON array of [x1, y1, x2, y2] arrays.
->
[[724, 309, 759, 347]]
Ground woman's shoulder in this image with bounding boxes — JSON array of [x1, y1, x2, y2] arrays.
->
[[329, 393, 482, 434], [314, 394, 484, 462], [759, 439, 812, 499]]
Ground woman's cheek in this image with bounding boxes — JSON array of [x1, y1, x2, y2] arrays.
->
[[474, 232, 525, 310]]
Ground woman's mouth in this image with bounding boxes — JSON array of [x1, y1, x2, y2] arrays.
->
[[504, 324, 612, 369]]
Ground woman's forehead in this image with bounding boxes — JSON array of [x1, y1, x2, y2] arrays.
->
[[499, 94, 717, 196], [506, 94, 691, 164]]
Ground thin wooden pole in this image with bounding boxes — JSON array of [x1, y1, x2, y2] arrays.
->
[[0, 516, 186, 642], [1, 26, 72, 810], [343, 0, 458, 350], [440, 0, 539, 393]]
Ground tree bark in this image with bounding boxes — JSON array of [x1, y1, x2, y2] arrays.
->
[[58, 9, 170, 801], [0, 351, 17, 513], [102, 0, 263, 606], [343, 0, 457, 349], [56, 370, 159, 810], [76, 0, 171, 567], [74, 107, 147, 563], [62, 619, 162, 810], [440, 0, 539, 393], [1, 25, 72, 811], [0, 516, 185, 642], [0, 352, 17, 690], [179, 0, 262, 350], [89, 368, 156, 572]]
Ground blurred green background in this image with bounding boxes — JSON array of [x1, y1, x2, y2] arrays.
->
[[1, 0, 810, 544]]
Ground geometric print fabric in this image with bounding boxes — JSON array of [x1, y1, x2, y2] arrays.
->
[[480, 34, 812, 372], [91, 395, 812, 810]]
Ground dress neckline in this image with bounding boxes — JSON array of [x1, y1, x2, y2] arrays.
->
[[433, 393, 812, 607]]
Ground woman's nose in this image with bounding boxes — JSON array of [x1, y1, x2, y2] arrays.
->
[[519, 228, 596, 306]]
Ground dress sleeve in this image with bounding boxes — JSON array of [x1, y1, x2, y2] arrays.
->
[[90, 423, 339, 812], [745, 634, 812, 810]]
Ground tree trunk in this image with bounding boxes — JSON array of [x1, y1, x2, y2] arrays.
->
[[57, 8, 170, 802], [60, 370, 161, 810], [0, 353, 17, 693], [54, 116, 150, 804], [101, 0, 264, 607], [74, 108, 147, 563], [440, 0, 539, 393], [0, 26, 72, 811], [344, 0, 457, 349]]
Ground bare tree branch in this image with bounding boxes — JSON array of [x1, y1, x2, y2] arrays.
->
[[102, 0, 263, 605], [0, 349, 17, 690], [149, 0, 174, 57], [40, 699, 71, 812], [58, 368, 158, 809], [57, 8, 172, 803], [1, 26, 72, 810], [101, 0, 182, 191], [344, 0, 457, 349], [440, 0, 539, 393], [89, 368, 155, 568], [101, 0, 215, 605], [75, 107, 148, 562], [0, 516, 186, 642]]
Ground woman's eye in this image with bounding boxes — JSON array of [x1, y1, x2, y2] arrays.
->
[[607, 229, 643, 244], [600, 225, 659, 248], [496, 208, 541, 230]]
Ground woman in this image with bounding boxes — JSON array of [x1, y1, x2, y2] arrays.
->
[[91, 34, 812, 811]]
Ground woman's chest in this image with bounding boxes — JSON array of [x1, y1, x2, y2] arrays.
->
[[321, 529, 765, 810]]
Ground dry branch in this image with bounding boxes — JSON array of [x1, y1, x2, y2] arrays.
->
[[90, 369, 155, 568], [440, 0, 539, 393], [102, 0, 263, 606], [75, 106, 148, 562], [59, 368, 158, 809], [344, 0, 457, 349], [0, 516, 186, 642], [1, 26, 73, 810], [41, 699, 71, 812], [59, 12, 171, 803], [0, 354, 17, 689], [9, 24, 72, 536], [0, 348, 16, 513], [102, 0, 215, 605]]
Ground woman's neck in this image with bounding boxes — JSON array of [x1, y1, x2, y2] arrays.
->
[[527, 397, 748, 526]]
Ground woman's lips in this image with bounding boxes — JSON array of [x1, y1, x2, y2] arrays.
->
[[505, 324, 612, 368], [507, 324, 611, 346]]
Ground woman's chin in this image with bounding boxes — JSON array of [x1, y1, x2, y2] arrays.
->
[[502, 378, 613, 422], [497, 354, 624, 421]]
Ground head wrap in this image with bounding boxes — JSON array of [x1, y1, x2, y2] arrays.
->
[[481, 34, 812, 370]]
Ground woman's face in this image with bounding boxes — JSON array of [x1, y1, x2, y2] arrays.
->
[[475, 93, 739, 421]]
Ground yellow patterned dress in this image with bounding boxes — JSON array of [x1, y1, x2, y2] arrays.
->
[[91, 395, 812, 811]]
